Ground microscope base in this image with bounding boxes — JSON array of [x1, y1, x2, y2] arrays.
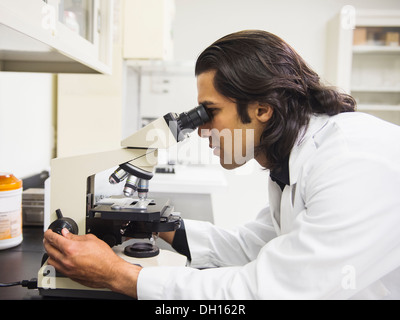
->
[[38, 247, 187, 299]]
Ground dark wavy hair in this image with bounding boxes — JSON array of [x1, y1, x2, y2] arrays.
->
[[195, 30, 356, 170]]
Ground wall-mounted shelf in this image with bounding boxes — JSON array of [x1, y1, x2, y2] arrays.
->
[[326, 9, 400, 125], [353, 45, 400, 53], [351, 87, 400, 92], [357, 104, 400, 111]]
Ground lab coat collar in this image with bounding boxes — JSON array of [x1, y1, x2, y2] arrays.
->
[[288, 114, 330, 185]]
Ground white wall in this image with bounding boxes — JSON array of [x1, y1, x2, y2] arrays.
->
[[172, 0, 400, 79], [0, 73, 55, 180]]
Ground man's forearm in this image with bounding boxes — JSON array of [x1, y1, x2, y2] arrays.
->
[[107, 259, 142, 299], [159, 231, 176, 245]]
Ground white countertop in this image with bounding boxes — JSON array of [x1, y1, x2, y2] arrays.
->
[[150, 165, 228, 194]]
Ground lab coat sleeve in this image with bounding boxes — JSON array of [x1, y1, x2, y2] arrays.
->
[[137, 151, 400, 300], [184, 206, 277, 268], [137, 205, 279, 300]]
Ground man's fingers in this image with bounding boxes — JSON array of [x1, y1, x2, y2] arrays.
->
[[46, 256, 64, 273], [44, 228, 81, 246], [43, 229, 74, 260], [62, 228, 79, 240], [44, 229, 69, 248], [62, 228, 97, 242], [43, 237, 65, 267]]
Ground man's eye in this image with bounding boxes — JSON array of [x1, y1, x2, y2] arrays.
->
[[204, 108, 217, 120]]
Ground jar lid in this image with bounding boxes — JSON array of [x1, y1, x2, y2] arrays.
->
[[0, 173, 23, 191]]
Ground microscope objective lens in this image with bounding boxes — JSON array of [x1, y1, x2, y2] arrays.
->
[[109, 167, 129, 184], [123, 175, 140, 197]]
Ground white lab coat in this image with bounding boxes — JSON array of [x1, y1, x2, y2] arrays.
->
[[138, 112, 400, 300]]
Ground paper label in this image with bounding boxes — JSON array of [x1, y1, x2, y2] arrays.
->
[[0, 209, 22, 240]]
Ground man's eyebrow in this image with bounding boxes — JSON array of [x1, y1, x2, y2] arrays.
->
[[199, 100, 216, 107]]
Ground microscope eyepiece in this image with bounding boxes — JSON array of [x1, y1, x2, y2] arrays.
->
[[164, 104, 211, 142], [178, 104, 211, 131]]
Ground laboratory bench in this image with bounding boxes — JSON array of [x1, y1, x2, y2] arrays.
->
[[0, 227, 45, 300], [0, 227, 170, 301]]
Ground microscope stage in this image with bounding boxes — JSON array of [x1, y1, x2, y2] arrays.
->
[[88, 197, 171, 221]]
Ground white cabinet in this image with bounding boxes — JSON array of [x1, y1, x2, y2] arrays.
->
[[326, 8, 400, 125], [56, 0, 132, 158], [122, 0, 175, 60], [0, 0, 113, 74]]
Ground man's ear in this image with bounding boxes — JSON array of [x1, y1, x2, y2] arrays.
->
[[255, 104, 273, 123]]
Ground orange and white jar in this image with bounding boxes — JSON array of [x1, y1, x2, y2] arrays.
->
[[0, 173, 23, 250]]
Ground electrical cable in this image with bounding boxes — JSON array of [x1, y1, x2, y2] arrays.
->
[[0, 281, 22, 287], [0, 279, 38, 289]]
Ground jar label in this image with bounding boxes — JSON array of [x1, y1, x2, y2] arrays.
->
[[0, 209, 22, 240]]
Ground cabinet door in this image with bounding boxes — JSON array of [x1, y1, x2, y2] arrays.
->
[[58, 0, 97, 44], [49, 0, 113, 69], [122, 0, 175, 60], [0, 0, 113, 74]]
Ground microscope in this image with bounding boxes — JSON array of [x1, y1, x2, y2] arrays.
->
[[37, 105, 210, 299]]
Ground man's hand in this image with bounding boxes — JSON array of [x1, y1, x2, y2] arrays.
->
[[43, 228, 142, 299]]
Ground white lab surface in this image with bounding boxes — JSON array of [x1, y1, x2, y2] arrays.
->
[[137, 112, 400, 299]]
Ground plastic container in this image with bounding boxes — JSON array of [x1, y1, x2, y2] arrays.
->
[[0, 173, 23, 250]]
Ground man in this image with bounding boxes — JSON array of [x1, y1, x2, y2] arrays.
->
[[44, 30, 400, 299]]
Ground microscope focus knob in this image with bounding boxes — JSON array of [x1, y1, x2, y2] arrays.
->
[[48, 209, 79, 235]]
